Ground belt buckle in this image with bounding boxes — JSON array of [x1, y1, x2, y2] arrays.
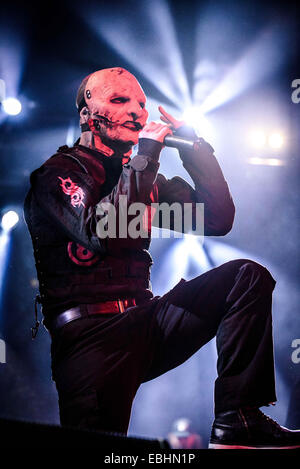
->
[[117, 299, 125, 313]]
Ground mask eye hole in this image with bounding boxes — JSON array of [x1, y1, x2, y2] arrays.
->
[[139, 102, 145, 109], [110, 97, 129, 104]]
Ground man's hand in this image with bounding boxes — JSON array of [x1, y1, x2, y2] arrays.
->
[[139, 121, 173, 143], [159, 105, 185, 130]]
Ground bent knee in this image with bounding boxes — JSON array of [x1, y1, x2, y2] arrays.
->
[[234, 259, 276, 291]]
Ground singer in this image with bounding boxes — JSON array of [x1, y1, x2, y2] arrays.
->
[[24, 67, 300, 448]]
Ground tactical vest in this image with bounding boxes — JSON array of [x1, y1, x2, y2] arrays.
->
[[24, 145, 154, 324]]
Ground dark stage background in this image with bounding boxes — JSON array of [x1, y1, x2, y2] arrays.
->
[[0, 0, 299, 447]]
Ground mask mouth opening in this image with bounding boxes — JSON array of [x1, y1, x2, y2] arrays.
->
[[93, 116, 144, 132], [122, 121, 143, 131]]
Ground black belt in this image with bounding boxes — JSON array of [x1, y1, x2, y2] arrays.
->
[[45, 298, 136, 334]]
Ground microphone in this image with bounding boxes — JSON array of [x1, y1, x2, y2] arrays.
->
[[93, 119, 199, 150], [164, 135, 197, 150]]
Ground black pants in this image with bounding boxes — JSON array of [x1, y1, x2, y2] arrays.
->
[[50, 259, 276, 434]]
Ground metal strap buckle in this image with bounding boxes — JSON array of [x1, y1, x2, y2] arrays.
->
[[117, 299, 125, 313]]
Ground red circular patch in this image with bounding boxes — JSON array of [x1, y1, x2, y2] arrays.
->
[[67, 241, 101, 266]]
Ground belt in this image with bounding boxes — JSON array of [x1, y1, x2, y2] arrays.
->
[[45, 298, 136, 334]]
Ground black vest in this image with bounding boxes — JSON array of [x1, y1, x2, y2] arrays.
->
[[24, 145, 154, 323]]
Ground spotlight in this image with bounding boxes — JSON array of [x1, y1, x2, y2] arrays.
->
[[174, 418, 191, 433], [30, 278, 39, 288], [1, 211, 19, 231], [248, 157, 285, 167], [2, 97, 22, 116], [182, 107, 214, 141], [249, 130, 266, 149], [269, 132, 284, 150], [182, 107, 200, 126]]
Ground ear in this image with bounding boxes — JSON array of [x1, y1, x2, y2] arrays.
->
[[79, 106, 90, 126]]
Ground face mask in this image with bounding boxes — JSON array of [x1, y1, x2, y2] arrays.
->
[[78, 68, 149, 147]]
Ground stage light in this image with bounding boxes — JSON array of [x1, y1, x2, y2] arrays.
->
[[30, 278, 39, 288], [182, 107, 214, 141], [198, 21, 291, 115], [269, 132, 284, 150], [249, 130, 267, 149], [248, 157, 285, 167], [79, 0, 191, 108], [1, 210, 19, 231], [66, 120, 76, 147], [2, 97, 22, 116], [175, 418, 190, 433]]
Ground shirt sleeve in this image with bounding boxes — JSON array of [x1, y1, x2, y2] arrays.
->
[[154, 126, 235, 236], [29, 156, 107, 253]]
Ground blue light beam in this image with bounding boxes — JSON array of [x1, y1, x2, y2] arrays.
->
[[77, 0, 191, 109], [198, 22, 293, 114]]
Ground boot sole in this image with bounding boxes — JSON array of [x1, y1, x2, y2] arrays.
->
[[209, 443, 300, 449]]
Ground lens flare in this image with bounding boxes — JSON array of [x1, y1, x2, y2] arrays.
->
[[249, 130, 267, 149], [1, 211, 19, 231], [269, 132, 284, 150], [182, 107, 214, 142], [2, 97, 22, 116]]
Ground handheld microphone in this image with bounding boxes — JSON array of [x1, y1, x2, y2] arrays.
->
[[164, 135, 197, 151], [92, 119, 199, 151]]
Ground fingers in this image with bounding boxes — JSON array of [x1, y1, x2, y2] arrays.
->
[[141, 122, 173, 136], [158, 105, 176, 124], [158, 105, 185, 130], [139, 121, 173, 143], [159, 115, 171, 124]]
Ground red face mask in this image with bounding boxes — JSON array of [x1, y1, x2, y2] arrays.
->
[[84, 68, 149, 147]]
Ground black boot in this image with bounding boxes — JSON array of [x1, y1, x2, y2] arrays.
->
[[209, 408, 300, 449]]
